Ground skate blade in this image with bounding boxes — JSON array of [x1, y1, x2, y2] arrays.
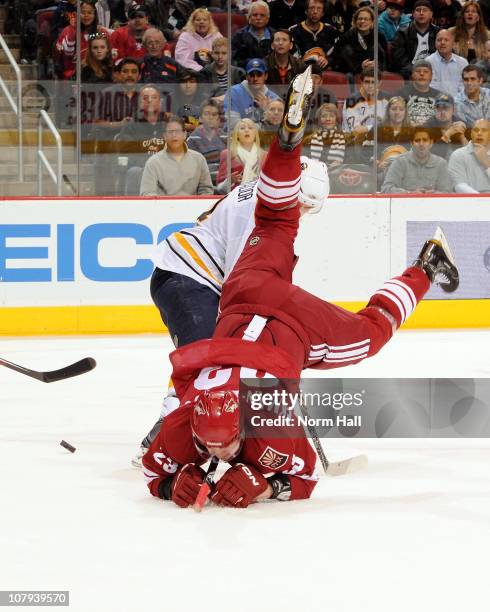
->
[[287, 66, 313, 127], [433, 226, 456, 266]]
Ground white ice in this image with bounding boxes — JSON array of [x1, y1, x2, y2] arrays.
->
[[1, 330, 489, 612]]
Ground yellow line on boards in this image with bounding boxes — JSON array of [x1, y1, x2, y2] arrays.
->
[[0, 301, 488, 335]]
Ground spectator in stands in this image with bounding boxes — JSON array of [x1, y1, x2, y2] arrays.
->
[[258, 99, 286, 147], [140, 116, 214, 196], [455, 65, 490, 126], [175, 8, 223, 72], [98, 57, 141, 127], [448, 0, 490, 64], [172, 70, 207, 132], [145, 0, 194, 41], [381, 125, 453, 192], [391, 0, 440, 79], [425, 93, 468, 158], [304, 102, 346, 168], [473, 39, 490, 87], [378, 0, 411, 43], [343, 69, 389, 134], [187, 100, 226, 187], [427, 29, 468, 97], [231, 1, 276, 68], [224, 58, 281, 127], [55, 0, 110, 79], [398, 60, 442, 125], [200, 38, 246, 101], [110, 4, 149, 62], [81, 32, 113, 83], [265, 30, 306, 89], [324, 0, 358, 34], [342, 69, 390, 163], [431, 0, 460, 30], [337, 6, 387, 76], [52, 0, 77, 45], [290, 0, 340, 70], [216, 118, 265, 193], [269, 0, 306, 30], [448, 118, 490, 192], [114, 85, 167, 194], [140, 28, 187, 84], [376, 95, 412, 158]]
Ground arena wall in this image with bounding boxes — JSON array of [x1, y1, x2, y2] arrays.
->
[[1, 194, 489, 334]]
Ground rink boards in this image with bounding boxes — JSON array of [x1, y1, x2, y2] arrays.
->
[[1, 194, 489, 334]]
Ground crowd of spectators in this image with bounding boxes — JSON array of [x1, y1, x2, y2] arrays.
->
[[4, 0, 490, 195]]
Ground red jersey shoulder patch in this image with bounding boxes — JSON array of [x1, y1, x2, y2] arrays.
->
[[258, 446, 289, 470]]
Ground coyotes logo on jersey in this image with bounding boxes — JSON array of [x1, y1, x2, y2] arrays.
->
[[258, 446, 289, 470]]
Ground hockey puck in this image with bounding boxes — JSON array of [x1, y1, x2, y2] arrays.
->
[[60, 440, 76, 453]]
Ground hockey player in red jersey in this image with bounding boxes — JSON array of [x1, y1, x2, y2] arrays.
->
[[142, 66, 460, 509]]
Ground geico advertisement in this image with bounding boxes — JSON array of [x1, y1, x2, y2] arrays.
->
[[0, 199, 214, 305]]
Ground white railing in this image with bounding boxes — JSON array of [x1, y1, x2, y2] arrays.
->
[[38, 109, 62, 196], [0, 33, 23, 181]]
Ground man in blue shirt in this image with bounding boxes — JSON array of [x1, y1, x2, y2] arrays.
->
[[378, 0, 411, 43], [224, 58, 281, 127]]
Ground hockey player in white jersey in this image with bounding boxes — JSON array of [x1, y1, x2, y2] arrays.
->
[[132, 153, 330, 465]]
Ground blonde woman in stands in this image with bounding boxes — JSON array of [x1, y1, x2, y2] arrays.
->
[[175, 8, 223, 72], [216, 119, 266, 193], [449, 1, 490, 63]]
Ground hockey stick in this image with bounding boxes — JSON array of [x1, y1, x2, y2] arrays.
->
[[0, 356, 97, 383], [193, 456, 220, 513], [297, 402, 368, 477]]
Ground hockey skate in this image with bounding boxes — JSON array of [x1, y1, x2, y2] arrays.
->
[[278, 65, 313, 151], [413, 226, 459, 293]]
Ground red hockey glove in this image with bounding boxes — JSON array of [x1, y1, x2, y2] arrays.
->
[[171, 464, 206, 508], [211, 463, 269, 508]]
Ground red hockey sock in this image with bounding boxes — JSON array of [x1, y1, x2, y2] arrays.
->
[[256, 138, 302, 211], [367, 266, 431, 329]]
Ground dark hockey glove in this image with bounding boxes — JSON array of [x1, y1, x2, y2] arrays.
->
[[171, 463, 206, 508], [211, 463, 269, 508]]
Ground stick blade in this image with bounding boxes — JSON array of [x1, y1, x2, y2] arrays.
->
[[42, 357, 97, 383], [326, 454, 368, 477]]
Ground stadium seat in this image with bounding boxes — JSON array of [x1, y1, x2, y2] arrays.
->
[[380, 71, 405, 95], [211, 11, 247, 37], [322, 71, 351, 111]]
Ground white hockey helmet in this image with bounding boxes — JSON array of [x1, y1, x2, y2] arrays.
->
[[299, 156, 330, 214]]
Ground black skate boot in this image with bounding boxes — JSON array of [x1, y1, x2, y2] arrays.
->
[[278, 65, 313, 151], [413, 226, 459, 293]]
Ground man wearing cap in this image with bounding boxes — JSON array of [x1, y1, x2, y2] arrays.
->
[[231, 1, 276, 69], [378, 0, 411, 43], [448, 118, 490, 193], [397, 59, 442, 125], [454, 65, 490, 128], [427, 29, 467, 98], [110, 3, 150, 62], [425, 93, 468, 159], [224, 58, 280, 127], [391, 0, 439, 79]]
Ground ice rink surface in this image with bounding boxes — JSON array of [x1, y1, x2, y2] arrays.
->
[[1, 330, 489, 612]]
